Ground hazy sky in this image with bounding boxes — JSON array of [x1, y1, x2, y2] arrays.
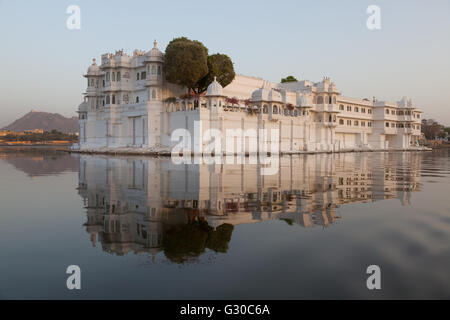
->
[[0, 0, 449, 127]]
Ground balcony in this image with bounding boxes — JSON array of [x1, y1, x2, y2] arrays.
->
[[384, 127, 398, 135], [315, 104, 340, 113], [145, 75, 162, 87], [324, 121, 338, 127]]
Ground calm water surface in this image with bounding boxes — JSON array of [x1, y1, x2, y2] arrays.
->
[[0, 147, 449, 299]]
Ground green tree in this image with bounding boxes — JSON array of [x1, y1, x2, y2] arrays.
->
[[164, 37, 209, 92], [197, 54, 236, 93], [281, 75, 298, 83]]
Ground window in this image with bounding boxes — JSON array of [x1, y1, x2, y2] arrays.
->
[[368, 109, 372, 114], [141, 72, 146, 80], [157, 66, 161, 75], [152, 89, 156, 100], [263, 105, 268, 114], [347, 106, 352, 111], [386, 122, 389, 127], [294, 110, 298, 116], [273, 105, 278, 114], [354, 121, 359, 126], [361, 121, 366, 127], [103, 80, 105, 87], [339, 104, 344, 111], [112, 72, 115, 82], [136, 96, 139, 103], [368, 122, 372, 127], [112, 95, 116, 104], [106, 72, 110, 81], [361, 108, 366, 113], [386, 109, 390, 114], [106, 95, 110, 105], [355, 107, 359, 112], [117, 72, 121, 82], [136, 73, 140, 81], [317, 96, 324, 104], [339, 119, 344, 125], [328, 96, 332, 104], [391, 123, 395, 128], [347, 120, 352, 125]]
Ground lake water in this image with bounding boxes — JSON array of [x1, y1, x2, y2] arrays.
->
[[0, 147, 449, 299]]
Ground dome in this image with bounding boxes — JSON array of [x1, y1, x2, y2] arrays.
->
[[87, 58, 100, 75], [268, 90, 282, 102], [78, 100, 88, 112], [206, 77, 223, 96], [297, 94, 312, 107], [146, 40, 163, 62], [251, 81, 283, 102]]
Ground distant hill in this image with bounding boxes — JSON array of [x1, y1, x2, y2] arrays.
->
[[1, 110, 78, 134]]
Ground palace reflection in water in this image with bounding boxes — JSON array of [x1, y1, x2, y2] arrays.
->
[[77, 152, 422, 263]]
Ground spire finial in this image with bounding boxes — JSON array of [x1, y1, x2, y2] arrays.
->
[[214, 76, 217, 82], [92, 58, 96, 65], [153, 40, 158, 48]]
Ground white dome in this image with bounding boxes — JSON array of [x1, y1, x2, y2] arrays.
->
[[269, 90, 282, 102], [206, 77, 223, 96], [297, 94, 312, 107], [87, 58, 100, 75], [78, 101, 88, 112], [251, 81, 283, 102], [146, 40, 163, 62]]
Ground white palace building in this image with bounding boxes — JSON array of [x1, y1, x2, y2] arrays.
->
[[75, 42, 423, 154]]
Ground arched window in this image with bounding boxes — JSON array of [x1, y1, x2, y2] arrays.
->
[[273, 105, 278, 114], [112, 95, 116, 104], [157, 66, 161, 75], [112, 72, 115, 82], [152, 65, 156, 75], [117, 72, 121, 82], [329, 115, 332, 122], [106, 95, 110, 105], [328, 96, 332, 104], [333, 97, 337, 104], [90, 79, 94, 87], [317, 96, 324, 104], [106, 72, 110, 81], [136, 96, 139, 103], [152, 89, 156, 100], [263, 105, 268, 114], [136, 73, 140, 81]]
